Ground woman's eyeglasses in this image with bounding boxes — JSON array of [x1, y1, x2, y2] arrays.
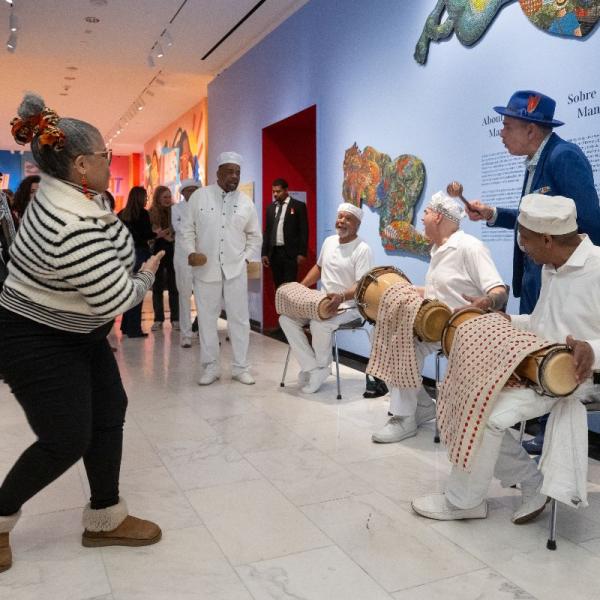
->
[[89, 148, 113, 165]]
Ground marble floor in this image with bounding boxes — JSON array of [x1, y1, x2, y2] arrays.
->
[[2, 316, 600, 599]]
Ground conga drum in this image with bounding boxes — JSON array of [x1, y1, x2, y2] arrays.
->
[[441, 307, 486, 356], [355, 266, 411, 323], [413, 299, 452, 343], [515, 344, 579, 397], [275, 282, 337, 321]]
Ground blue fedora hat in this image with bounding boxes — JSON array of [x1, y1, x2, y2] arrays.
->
[[494, 90, 564, 127]]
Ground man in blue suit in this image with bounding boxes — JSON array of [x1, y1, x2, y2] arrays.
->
[[467, 90, 600, 452], [467, 90, 600, 315]]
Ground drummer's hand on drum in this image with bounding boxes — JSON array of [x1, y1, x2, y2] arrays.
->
[[566, 335, 594, 383], [461, 293, 491, 311], [465, 200, 494, 222]]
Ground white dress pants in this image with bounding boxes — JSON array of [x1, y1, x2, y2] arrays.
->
[[193, 272, 250, 374], [445, 387, 558, 509], [388, 339, 439, 416], [174, 253, 194, 339], [279, 308, 360, 373]]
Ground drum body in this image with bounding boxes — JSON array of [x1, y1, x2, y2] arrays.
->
[[275, 282, 335, 321], [441, 307, 485, 356], [414, 299, 452, 343], [354, 266, 411, 323], [515, 344, 578, 397]]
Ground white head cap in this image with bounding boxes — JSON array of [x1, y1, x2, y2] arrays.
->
[[428, 191, 464, 224], [217, 151, 242, 167], [337, 202, 363, 222], [517, 194, 577, 235], [180, 178, 201, 192]]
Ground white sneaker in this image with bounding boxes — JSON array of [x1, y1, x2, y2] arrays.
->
[[412, 493, 488, 521], [298, 371, 310, 386], [180, 337, 192, 348], [198, 365, 220, 386], [301, 367, 330, 394], [372, 415, 418, 443], [415, 396, 437, 425], [512, 474, 548, 524], [151, 322, 163, 331], [172, 321, 180, 331], [232, 371, 255, 385]]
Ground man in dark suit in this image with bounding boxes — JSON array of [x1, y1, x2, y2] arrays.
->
[[467, 90, 600, 315], [466, 90, 600, 454], [262, 178, 309, 288]]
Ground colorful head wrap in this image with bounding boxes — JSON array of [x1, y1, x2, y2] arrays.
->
[[10, 106, 65, 150]]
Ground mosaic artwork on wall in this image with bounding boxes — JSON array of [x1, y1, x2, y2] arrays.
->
[[343, 143, 430, 257], [415, 0, 600, 64]]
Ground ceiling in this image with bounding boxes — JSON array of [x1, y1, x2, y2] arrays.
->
[[0, 0, 308, 154]]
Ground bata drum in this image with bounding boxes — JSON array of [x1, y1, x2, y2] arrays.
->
[[354, 266, 411, 323], [275, 282, 336, 321], [441, 307, 486, 356], [515, 344, 579, 397], [413, 299, 452, 343]]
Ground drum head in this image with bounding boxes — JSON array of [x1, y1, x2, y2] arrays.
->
[[441, 307, 485, 356], [414, 300, 452, 342], [539, 347, 579, 397]]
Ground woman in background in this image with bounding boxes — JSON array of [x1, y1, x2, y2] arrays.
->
[[118, 186, 155, 337], [149, 185, 179, 330], [11, 174, 40, 227]]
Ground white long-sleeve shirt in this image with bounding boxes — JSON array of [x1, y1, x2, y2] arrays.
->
[[511, 235, 600, 370], [181, 183, 262, 282]]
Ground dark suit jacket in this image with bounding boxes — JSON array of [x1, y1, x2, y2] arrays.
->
[[489, 132, 600, 314], [262, 197, 308, 259]]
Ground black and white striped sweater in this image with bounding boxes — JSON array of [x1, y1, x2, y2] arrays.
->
[[0, 174, 154, 333]]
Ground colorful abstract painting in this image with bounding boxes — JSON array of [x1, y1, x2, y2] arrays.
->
[[521, 0, 600, 37], [343, 143, 429, 256]]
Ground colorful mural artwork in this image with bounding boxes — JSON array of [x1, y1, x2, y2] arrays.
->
[[342, 143, 430, 256], [143, 99, 207, 200], [415, 0, 599, 64]]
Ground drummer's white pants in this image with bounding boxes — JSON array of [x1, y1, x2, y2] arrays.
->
[[174, 253, 194, 339], [445, 387, 557, 509], [388, 339, 439, 416], [279, 309, 360, 373]]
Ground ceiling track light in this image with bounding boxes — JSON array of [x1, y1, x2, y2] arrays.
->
[[9, 13, 18, 32], [7, 32, 17, 52], [155, 43, 164, 59], [162, 29, 173, 47], [5, 0, 14, 5]]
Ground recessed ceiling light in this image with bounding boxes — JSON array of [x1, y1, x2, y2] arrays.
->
[[84, 29, 93, 34], [64, 76, 77, 80], [59, 93, 68, 96], [84, 16, 100, 23], [66, 66, 78, 71], [90, 0, 108, 6]]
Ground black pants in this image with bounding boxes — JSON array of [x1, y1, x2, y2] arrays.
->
[[0, 308, 128, 515], [152, 240, 179, 322], [270, 247, 298, 289], [121, 246, 151, 335]]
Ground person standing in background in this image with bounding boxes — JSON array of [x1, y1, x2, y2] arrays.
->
[[172, 178, 201, 348], [149, 186, 179, 331], [118, 186, 155, 338], [261, 178, 309, 288]]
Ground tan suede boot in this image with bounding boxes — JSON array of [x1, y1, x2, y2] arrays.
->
[[0, 511, 21, 573], [81, 498, 161, 548]]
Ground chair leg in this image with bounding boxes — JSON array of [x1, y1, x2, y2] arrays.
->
[[547, 498, 558, 550], [518, 420, 526, 443], [333, 331, 341, 400], [280, 346, 291, 387], [434, 351, 441, 444]]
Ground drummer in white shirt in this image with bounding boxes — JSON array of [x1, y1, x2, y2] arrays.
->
[[172, 178, 201, 348], [372, 191, 507, 444], [279, 203, 373, 394]]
